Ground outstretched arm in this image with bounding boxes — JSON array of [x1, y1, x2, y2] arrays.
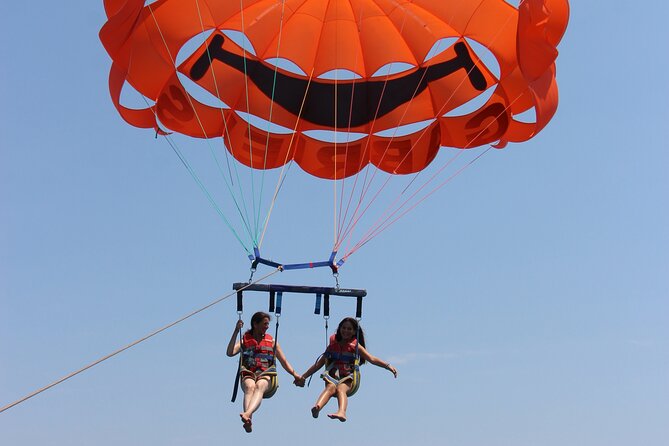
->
[[297, 355, 327, 383], [226, 320, 243, 357], [358, 345, 398, 378], [274, 342, 300, 381]]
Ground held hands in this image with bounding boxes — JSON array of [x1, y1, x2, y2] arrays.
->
[[293, 375, 306, 387]]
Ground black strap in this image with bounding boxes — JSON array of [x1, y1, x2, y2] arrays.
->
[[269, 291, 275, 313], [231, 316, 243, 402], [236, 291, 243, 312], [271, 294, 282, 366]]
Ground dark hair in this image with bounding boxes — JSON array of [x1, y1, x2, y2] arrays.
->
[[246, 311, 271, 336], [335, 317, 366, 364]]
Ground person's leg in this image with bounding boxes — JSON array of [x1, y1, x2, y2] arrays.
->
[[240, 377, 256, 423], [327, 382, 352, 422], [311, 382, 336, 418], [242, 377, 269, 420], [239, 377, 269, 432]]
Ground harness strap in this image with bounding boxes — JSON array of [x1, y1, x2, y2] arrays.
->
[[231, 312, 243, 403], [314, 293, 322, 315]]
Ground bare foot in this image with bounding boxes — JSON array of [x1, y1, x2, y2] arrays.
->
[[327, 413, 347, 422], [311, 406, 320, 418], [243, 420, 253, 433]]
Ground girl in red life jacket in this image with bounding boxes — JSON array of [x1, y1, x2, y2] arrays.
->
[[295, 317, 398, 422], [226, 311, 300, 433]]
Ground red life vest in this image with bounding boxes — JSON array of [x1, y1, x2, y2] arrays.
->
[[241, 332, 275, 373], [325, 334, 358, 377]]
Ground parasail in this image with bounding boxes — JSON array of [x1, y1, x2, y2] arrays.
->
[[100, 0, 569, 269]]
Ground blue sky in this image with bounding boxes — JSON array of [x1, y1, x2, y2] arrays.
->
[[1, 1, 668, 445]]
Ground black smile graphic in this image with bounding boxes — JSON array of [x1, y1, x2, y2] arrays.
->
[[190, 33, 487, 128]]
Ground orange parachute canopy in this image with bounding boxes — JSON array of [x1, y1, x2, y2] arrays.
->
[[100, 0, 569, 180]]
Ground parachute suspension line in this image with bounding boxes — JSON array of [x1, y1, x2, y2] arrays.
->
[[193, 0, 236, 187], [133, 94, 256, 253], [346, 90, 522, 256], [256, 0, 289, 240], [121, 63, 254, 249], [333, 68, 339, 247], [335, 50, 479, 252], [338, 1, 513, 249], [211, 116, 256, 244], [0, 268, 283, 415], [345, 147, 493, 258], [343, 93, 523, 260], [335, 76, 391, 250], [335, 7, 414, 249], [336, 4, 366, 247], [349, 150, 466, 250], [342, 8, 520, 260], [344, 51, 493, 243], [238, 0, 260, 245], [146, 4, 256, 249], [335, 58, 438, 251], [258, 69, 316, 249], [258, 0, 339, 251], [337, 8, 516, 254], [192, 0, 255, 239], [344, 102, 514, 257], [162, 135, 253, 253]]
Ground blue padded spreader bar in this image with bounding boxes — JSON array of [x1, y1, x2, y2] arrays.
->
[[251, 248, 342, 272]]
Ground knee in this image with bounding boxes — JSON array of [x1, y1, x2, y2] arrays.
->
[[256, 381, 269, 393], [243, 380, 257, 393]]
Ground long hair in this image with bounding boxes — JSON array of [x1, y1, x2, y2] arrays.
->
[[335, 317, 366, 364], [245, 311, 271, 337]]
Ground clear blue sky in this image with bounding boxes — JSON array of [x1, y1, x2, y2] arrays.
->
[[1, 2, 668, 445]]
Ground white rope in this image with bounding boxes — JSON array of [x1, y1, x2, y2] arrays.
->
[[0, 268, 282, 414]]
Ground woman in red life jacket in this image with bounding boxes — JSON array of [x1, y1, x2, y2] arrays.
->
[[295, 317, 398, 422], [226, 311, 300, 433]]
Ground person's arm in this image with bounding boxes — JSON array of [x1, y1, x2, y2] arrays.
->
[[298, 355, 327, 382], [358, 345, 398, 377], [292, 355, 326, 388], [226, 320, 244, 357], [274, 342, 300, 381]]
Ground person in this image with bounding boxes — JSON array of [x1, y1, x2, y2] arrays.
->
[[295, 317, 397, 422], [227, 311, 300, 433]]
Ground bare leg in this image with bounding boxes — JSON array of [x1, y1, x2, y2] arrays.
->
[[241, 378, 269, 421], [312, 383, 336, 418], [240, 378, 256, 424], [239, 377, 269, 433], [327, 382, 351, 422]]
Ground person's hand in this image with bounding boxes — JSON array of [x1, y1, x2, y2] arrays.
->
[[293, 375, 306, 387], [386, 364, 397, 378], [235, 320, 244, 331]]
